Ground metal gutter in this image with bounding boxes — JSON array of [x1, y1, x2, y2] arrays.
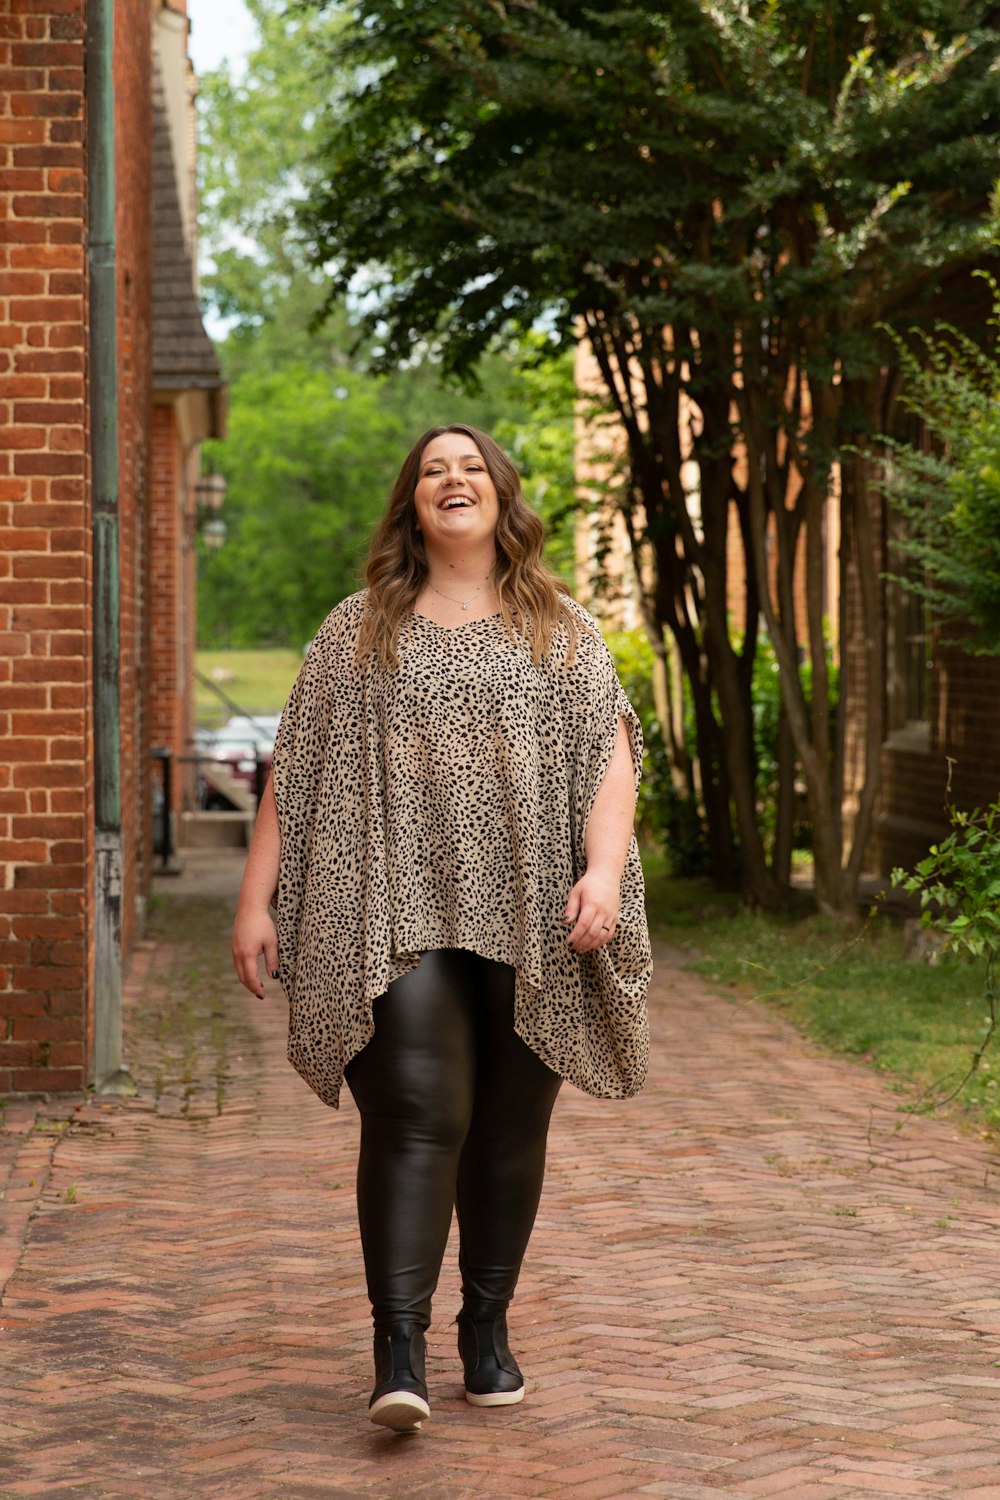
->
[[86, 0, 133, 1096]]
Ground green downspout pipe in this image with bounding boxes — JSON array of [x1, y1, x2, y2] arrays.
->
[[87, 0, 133, 1095]]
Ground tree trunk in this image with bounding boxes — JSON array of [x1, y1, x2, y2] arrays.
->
[[842, 409, 887, 893], [674, 627, 740, 885], [772, 702, 795, 888]]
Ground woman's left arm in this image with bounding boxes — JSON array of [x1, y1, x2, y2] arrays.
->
[[564, 716, 637, 952]]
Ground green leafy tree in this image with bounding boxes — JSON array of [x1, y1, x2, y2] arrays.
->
[[196, 0, 343, 342], [299, 0, 1000, 911], [195, 0, 578, 645], [198, 351, 579, 645], [881, 272, 1000, 655], [199, 366, 402, 647], [892, 775, 1000, 1109]]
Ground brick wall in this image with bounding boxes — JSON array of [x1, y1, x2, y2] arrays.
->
[[873, 643, 1000, 873], [114, 0, 153, 954], [0, 0, 93, 1094], [148, 408, 202, 821], [149, 401, 185, 816]]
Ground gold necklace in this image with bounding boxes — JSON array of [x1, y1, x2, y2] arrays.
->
[[426, 577, 490, 611]]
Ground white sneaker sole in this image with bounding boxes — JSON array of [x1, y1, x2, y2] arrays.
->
[[369, 1390, 430, 1431], [465, 1386, 525, 1408]]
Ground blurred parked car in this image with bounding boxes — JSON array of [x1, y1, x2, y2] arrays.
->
[[197, 713, 281, 810]]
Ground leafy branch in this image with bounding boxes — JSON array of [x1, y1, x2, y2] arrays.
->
[[877, 266, 1000, 656], [891, 763, 1000, 1111]]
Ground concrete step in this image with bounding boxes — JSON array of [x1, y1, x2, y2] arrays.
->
[[180, 810, 253, 849]]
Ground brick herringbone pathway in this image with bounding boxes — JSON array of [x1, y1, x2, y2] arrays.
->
[[3, 853, 1000, 1499]]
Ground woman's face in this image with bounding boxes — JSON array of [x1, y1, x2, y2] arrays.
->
[[412, 432, 500, 554]]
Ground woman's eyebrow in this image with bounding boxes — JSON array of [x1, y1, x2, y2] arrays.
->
[[421, 454, 483, 468]]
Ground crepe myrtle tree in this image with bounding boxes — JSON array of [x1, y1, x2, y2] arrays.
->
[[297, 0, 1000, 912]]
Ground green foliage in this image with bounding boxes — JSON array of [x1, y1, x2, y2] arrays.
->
[[298, 0, 1000, 907], [880, 271, 1000, 654], [493, 341, 578, 583], [198, 357, 566, 646], [891, 778, 1000, 1100], [603, 630, 707, 877], [892, 792, 1000, 972], [301, 0, 1000, 386], [195, 1, 581, 647], [609, 624, 839, 871], [198, 365, 392, 647], [604, 630, 669, 832], [197, 0, 345, 335], [752, 635, 839, 852]]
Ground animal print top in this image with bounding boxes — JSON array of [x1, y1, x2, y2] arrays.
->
[[271, 589, 652, 1108]]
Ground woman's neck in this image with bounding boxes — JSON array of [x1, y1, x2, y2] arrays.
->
[[416, 544, 498, 621], [423, 544, 497, 590]]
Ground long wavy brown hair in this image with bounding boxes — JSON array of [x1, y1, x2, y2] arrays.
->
[[356, 423, 580, 670]]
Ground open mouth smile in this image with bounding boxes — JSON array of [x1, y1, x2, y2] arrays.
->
[[440, 495, 475, 510]]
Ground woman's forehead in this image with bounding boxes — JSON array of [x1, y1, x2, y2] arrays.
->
[[420, 432, 485, 466]]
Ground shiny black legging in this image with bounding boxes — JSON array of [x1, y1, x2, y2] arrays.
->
[[344, 950, 562, 1336]]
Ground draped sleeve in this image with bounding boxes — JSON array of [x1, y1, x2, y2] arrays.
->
[[508, 597, 651, 1099], [270, 591, 380, 1104]]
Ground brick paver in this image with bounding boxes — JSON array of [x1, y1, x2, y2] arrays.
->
[[3, 851, 1000, 1498]]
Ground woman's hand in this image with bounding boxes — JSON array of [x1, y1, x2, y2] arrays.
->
[[564, 716, 635, 954], [232, 905, 280, 999], [232, 775, 282, 999], [563, 866, 620, 953]]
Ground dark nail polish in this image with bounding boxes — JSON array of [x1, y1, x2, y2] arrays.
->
[[270, 969, 280, 979]]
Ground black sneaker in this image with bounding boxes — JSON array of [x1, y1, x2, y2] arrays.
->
[[369, 1325, 430, 1431], [457, 1307, 525, 1408]]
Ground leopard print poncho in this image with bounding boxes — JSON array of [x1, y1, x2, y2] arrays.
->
[[271, 589, 652, 1108]]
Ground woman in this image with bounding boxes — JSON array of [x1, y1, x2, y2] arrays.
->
[[232, 423, 652, 1432]]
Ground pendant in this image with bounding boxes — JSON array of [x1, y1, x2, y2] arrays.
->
[[462, 601, 469, 609]]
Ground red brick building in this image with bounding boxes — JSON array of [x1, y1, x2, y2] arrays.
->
[[866, 571, 1000, 875], [1, 0, 223, 1098]]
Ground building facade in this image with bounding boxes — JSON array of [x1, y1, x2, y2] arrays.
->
[[1, 0, 223, 1097]]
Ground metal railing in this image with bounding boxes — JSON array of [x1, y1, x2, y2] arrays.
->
[[150, 674, 278, 867], [150, 744, 269, 869]]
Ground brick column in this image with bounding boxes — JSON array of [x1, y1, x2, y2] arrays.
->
[[0, 1, 92, 1094]]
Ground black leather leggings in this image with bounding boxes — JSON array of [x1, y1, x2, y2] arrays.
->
[[344, 949, 562, 1335]]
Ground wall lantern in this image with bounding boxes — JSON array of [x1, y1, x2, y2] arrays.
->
[[195, 472, 227, 512], [201, 516, 227, 550], [195, 471, 228, 549]]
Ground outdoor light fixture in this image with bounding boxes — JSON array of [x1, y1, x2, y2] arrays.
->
[[194, 472, 227, 511], [195, 472, 228, 549], [201, 516, 227, 549]]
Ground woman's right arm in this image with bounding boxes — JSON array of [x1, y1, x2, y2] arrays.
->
[[231, 774, 281, 999]]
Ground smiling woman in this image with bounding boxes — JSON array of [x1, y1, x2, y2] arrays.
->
[[230, 422, 652, 1433], [412, 432, 501, 618], [358, 424, 574, 671]]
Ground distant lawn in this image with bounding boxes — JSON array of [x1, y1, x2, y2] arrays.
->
[[642, 848, 1000, 1140], [195, 648, 303, 728]]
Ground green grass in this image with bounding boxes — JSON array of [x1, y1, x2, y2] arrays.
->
[[195, 649, 304, 728], [642, 849, 1000, 1139]]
